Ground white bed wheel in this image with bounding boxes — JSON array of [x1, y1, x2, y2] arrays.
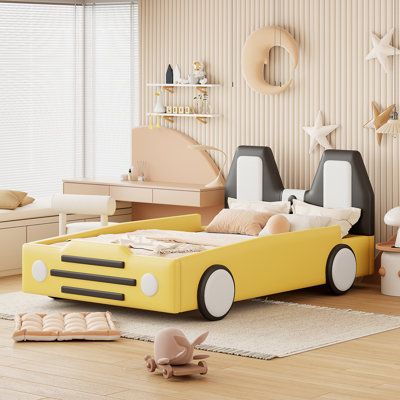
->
[[197, 265, 235, 321], [326, 245, 356, 295]]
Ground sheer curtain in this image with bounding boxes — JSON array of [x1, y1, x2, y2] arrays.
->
[[84, 0, 139, 178], [0, 0, 139, 196], [0, 2, 83, 196]]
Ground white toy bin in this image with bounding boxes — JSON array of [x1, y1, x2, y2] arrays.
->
[[380, 252, 400, 296]]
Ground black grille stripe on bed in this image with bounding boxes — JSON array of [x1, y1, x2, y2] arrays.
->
[[51, 270, 136, 286], [61, 255, 124, 269], [61, 286, 125, 301]]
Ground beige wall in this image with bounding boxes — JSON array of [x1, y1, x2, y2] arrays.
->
[[140, 0, 400, 242]]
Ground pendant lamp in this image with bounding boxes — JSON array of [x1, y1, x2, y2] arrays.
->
[[377, 0, 400, 136]]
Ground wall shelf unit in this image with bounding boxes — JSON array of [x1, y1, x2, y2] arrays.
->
[[147, 112, 220, 124], [147, 83, 221, 94], [147, 82, 221, 124]]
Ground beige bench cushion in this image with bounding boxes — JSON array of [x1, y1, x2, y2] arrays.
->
[[13, 311, 120, 342], [0, 197, 56, 223]]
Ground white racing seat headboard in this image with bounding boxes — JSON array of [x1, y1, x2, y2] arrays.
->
[[225, 146, 374, 236]]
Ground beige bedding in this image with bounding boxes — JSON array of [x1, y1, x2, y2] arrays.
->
[[52, 229, 254, 257]]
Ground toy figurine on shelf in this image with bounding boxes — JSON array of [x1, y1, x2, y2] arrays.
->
[[179, 61, 208, 85], [144, 328, 209, 379], [192, 61, 207, 84]]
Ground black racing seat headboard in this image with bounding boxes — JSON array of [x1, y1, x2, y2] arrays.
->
[[225, 146, 374, 236], [225, 146, 284, 202], [304, 150, 374, 236]]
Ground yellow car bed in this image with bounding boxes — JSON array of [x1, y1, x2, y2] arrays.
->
[[22, 147, 375, 320]]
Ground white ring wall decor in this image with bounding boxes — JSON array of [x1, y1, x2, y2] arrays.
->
[[241, 26, 299, 95]]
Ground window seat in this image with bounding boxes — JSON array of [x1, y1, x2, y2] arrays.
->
[[0, 197, 132, 277], [0, 197, 56, 223]]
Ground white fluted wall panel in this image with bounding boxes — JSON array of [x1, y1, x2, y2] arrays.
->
[[140, 0, 400, 242]]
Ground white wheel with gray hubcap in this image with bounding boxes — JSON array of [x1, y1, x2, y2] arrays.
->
[[326, 244, 356, 295], [197, 265, 235, 320]]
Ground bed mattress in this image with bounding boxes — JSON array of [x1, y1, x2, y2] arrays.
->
[[50, 229, 255, 258]]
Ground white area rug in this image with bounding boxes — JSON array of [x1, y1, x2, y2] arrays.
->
[[1, 291, 400, 360]]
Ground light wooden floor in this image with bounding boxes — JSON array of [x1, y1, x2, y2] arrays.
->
[[0, 276, 400, 400]]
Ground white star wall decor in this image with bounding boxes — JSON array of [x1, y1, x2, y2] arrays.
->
[[365, 28, 400, 73], [303, 111, 339, 154]]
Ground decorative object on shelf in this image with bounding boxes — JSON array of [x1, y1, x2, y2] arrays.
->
[[134, 160, 146, 181], [148, 114, 153, 129], [242, 26, 299, 95], [178, 106, 184, 114], [166, 64, 173, 84], [144, 328, 209, 379], [153, 91, 166, 113], [185, 106, 192, 114], [172, 106, 178, 114], [193, 95, 201, 114], [173, 64, 181, 84], [193, 61, 207, 84], [166, 105, 173, 113], [363, 102, 395, 145], [365, 28, 400, 74], [127, 168, 133, 181], [186, 61, 207, 85], [189, 144, 226, 187], [193, 93, 211, 115], [303, 111, 338, 153]]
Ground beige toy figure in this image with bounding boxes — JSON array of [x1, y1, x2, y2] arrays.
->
[[145, 328, 209, 379]]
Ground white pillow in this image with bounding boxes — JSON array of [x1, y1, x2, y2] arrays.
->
[[291, 199, 361, 237], [282, 214, 332, 232], [228, 197, 290, 214]]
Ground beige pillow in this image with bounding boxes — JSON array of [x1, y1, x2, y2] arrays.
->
[[19, 196, 35, 207], [0, 190, 28, 210], [291, 199, 361, 237], [259, 215, 290, 236], [228, 197, 290, 214], [206, 209, 273, 236]]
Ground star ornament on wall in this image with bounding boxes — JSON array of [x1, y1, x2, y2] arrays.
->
[[303, 111, 339, 154], [365, 28, 400, 73], [363, 101, 395, 145]]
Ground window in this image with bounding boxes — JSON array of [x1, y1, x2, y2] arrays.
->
[[0, 1, 139, 197]]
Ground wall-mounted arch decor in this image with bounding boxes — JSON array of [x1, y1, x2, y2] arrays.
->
[[241, 26, 299, 95]]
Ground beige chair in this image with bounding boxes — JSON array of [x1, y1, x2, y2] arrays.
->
[[51, 194, 117, 235]]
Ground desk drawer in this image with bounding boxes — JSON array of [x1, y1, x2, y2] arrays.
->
[[64, 183, 109, 196], [110, 186, 152, 203], [153, 189, 200, 207]]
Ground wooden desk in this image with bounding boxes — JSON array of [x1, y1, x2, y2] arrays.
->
[[63, 178, 224, 224]]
